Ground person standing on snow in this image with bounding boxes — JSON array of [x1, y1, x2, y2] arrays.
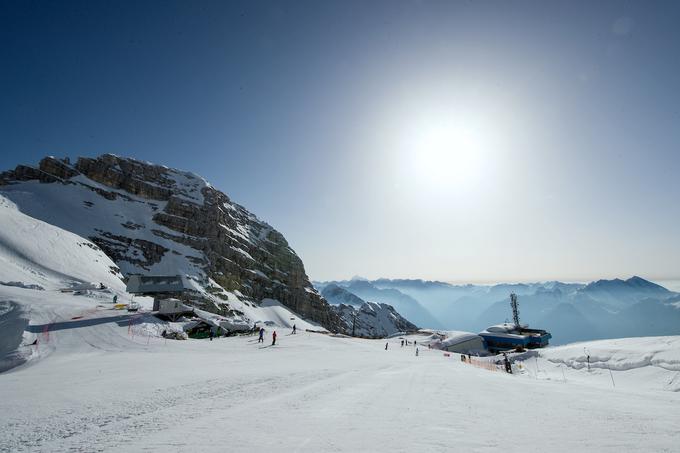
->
[[292, 324, 296, 335], [258, 327, 265, 343], [272, 330, 277, 346], [385, 342, 388, 350], [416, 347, 419, 356], [503, 353, 512, 373], [209, 328, 214, 341]]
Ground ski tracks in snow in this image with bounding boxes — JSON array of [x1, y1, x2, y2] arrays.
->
[[1, 369, 340, 452]]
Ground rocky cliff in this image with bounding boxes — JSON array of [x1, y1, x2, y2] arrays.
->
[[0, 154, 343, 331]]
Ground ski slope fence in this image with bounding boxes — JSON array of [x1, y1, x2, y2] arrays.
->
[[441, 352, 519, 374], [463, 355, 504, 372]]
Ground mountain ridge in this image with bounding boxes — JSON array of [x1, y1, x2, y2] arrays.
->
[[0, 154, 344, 331]]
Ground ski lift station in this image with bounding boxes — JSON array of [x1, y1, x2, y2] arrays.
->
[[479, 323, 552, 352], [125, 275, 202, 320], [478, 293, 552, 353], [125, 275, 202, 299]]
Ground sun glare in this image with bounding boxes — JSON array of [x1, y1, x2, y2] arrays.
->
[[409, 120, 485, 190]]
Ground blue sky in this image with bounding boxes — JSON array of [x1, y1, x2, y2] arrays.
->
[[1, 0, 679, 282]]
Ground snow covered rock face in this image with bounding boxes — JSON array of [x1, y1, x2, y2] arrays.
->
[[0, 155, 343, 331], [332, 302, 418, 338], [322, 284, 417, 337]]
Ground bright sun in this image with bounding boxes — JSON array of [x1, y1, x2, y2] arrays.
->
[[410, 121, 484, 189]]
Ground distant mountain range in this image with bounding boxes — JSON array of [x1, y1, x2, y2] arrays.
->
[[320, 279, 443, 329], [314, 277, 680, 344]]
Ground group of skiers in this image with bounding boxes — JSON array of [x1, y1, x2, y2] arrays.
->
[[195, 321, 298, 345], [256, 324, 296, 346], [384, 338, 421, 356], [258, 327, 275, 345]]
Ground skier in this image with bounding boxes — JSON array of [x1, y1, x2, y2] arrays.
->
[[258, 327, 265, 343], [209, 329, 214, 341], [113, 295, 118, 304], [272, 330, 277, 346], [385, 342, 388, 350], [416, 347, 419, 357], [292, 324, 297, 335], [503, 353, 512, 374], [414, 340, 417, 347], [401, 340, 404, 347]]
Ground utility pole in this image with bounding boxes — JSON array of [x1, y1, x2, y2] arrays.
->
[[510, 293, 521, 329]]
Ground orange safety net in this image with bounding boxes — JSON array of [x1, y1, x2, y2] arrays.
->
[[460, 355, 503, 372]]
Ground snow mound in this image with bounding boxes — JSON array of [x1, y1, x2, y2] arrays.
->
[[538, 336, 680, 392], [0, 195, 124, 291], [246, 299, 324, 332]]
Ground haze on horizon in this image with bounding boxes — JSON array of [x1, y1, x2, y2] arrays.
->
[[1, 0, 679, 283]]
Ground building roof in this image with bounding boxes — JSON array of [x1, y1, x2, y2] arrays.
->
[[440, 331, 483, 348], [125, 274, 202, 294]]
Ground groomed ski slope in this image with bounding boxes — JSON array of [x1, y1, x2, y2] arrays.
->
[[1, 321, 679, 452]]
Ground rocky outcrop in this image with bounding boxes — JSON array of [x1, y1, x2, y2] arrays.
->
[[322, 284, 418, 337], [0, 164, 60, 185], [332, 301, 418, 338], [0, 154, 344, 332], [91, 230, 170, 270], [39, 156, 80, 180]]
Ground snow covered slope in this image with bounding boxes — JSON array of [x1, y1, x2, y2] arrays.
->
[[0, 194, 129, 372], [0, 326, 678, 452], [0, 195, 124, 291], [0, 192, 327, 373], [1, 211, 677, 451]]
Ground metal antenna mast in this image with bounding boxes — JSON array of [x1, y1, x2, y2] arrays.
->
[[510, 293, 520, 328]]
